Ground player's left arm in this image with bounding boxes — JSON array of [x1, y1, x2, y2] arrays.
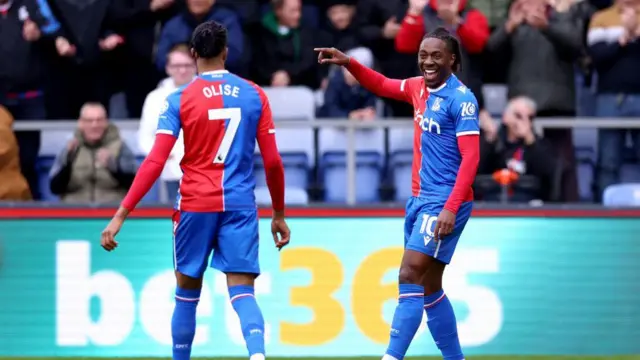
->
[[255, 88, 285, 214], [117, 94, 180, 216], [444, 91, 481, 215]]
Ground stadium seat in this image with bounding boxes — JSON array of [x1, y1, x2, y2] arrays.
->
[[389, 128, 413, 154], [321, 152, 382, 203], [390, 151, 413, 202], [318, 127, 385, 154], [254, 186, 309, 206], [36, 156, 59, 202], [572, 128, 598, 156], [261, 86, 316, 168], [575, 147, 595, 201], [254, 153, 309, 189], [482, 84, 508, 116], [620, 147, 640, 183], [603, 183, 640, 207]]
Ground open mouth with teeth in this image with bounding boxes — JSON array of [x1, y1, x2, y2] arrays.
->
[[423, 68, 439, 83]]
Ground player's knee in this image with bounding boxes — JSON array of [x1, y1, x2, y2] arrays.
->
[[175, 271, 203, 290], [398, 264, 424, 285], [226, 272, 256, 287]]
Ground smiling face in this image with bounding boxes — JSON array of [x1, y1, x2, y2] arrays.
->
[[418, 37, 456, 89]]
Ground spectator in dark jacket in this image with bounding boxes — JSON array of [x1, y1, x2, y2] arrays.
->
[[0, 0, 60, 200], [251, 0, 320, 88], [320, 0, 359, 52], [486, 0, 585, 201], [321, 47, 377, 119], [156, 0, 243, 74], [49, 102, 137, 203], [587, 0, 640, 200], [478, 96, 559, 202]]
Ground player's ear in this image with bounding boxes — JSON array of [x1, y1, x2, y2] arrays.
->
[[222, 47, 228, 63], [190, 48, 197, 60]]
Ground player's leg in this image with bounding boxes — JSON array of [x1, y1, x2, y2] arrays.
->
[[383, 198, 429, 360], [420, 202, 474, 360], [213, 210, 265, 360], [171, 211, 218, 360]]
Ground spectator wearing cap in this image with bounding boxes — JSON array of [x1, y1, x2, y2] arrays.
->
[[395, 0, 490, 113], [156, 0, 244, 75], [250, 0, 320, 88], [486, 0, 586, 201], [320, 47, 377, 120], [588, 0, 640, 200]]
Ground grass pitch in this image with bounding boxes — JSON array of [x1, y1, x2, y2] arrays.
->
[[4, 357, 640, 360]]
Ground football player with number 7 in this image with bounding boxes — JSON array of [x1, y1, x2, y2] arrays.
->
[[101, 20, 290, 360], [316, 27, 479, 360]]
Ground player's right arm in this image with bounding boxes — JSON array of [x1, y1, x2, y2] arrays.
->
[[315, 47, 411, 103], [254, 86, 290, 249]]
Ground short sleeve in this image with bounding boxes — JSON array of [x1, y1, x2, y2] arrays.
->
[[451, 86, 480, 137], [156, 91, 181, 137]]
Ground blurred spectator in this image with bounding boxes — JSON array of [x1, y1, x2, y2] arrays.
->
[[395, 0, 490, 111], [156, 0, 244, 74], [587, 0, 640, 199], [320, 47, 377, 119], [250, 0, 320, 88], [486, 0, 585, 201], [139, 44, 195, 201], [0, 106, 32, 201], [105, 0, 183, 118], [49, 102, 137, 203], [471, 0, 510, 27], [45, 0, 128, 119], [478, 96, 559, 202], [0, 0, 60, 200], [320, 0, 359, 52], [354, 0, 417, 117]]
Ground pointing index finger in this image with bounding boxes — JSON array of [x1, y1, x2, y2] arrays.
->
[[313, 47, 331, 52]]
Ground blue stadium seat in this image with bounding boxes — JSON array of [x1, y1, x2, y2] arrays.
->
[[388, 128, 413, 154], [254, 186, 309, 206], [321, 152, 382, 203], [260, 87, 316, 169], [254, 153, 309, 189], [572, 128, 598, 156], [36, 156, 59, 202], [603, 183, 640, 207], [575, 147, 595, 201], [390, 151, 413, 202]]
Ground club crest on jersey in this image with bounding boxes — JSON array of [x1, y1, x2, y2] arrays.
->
[[431, 97, 443, 111], [160, 100, 169, 115]]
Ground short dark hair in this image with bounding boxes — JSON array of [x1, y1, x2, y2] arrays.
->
[[190, 20, 227, 59], [166, 43, 190, 63], [423, 27, 462, 72]]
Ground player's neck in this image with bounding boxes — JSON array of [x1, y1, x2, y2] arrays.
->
[[196, 59, 226, 75], [426, 73, 452, 93]]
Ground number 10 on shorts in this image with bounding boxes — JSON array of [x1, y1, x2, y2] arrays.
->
[[420, 214, 437, 245]]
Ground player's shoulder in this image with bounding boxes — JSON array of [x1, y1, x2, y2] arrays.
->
[[446, 78, 477, 104], [403, 76, 424, 92]]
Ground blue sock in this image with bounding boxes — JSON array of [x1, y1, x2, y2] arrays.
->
[[384, 283, 424, 360], [229, 285, 265, 357], [424, 290, 464, 360], [172, 287, 201, 360]]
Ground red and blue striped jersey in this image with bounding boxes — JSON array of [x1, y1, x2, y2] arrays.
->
[[157, 70, 276, 212]]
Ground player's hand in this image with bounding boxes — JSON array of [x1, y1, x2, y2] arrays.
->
[[101, 216, 123, 251], [314, 47, 350, 66], [271, 213, 290, 250], [22, 19, 41, 42], [433, 209, 456, 242], [55, 37, 76, 57]]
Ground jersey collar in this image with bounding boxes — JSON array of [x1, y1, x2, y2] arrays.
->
[[426, 74, 453, 94], [201, 70, 229, 75]]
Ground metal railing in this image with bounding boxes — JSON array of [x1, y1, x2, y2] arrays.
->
[[13, 117, 640, 205]]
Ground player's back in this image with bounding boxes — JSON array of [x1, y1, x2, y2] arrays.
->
[[172, 70, 264, 212]]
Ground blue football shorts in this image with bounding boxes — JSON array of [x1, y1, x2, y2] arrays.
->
[[172, 210, 260, 278], [403, 197, 473, 264]]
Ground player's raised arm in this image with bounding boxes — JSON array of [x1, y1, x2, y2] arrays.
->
[[444, 93, 481, 215], [315, 47, 411, 103]]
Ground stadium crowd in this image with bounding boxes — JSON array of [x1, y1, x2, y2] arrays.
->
[[1, 0, 639, 204]]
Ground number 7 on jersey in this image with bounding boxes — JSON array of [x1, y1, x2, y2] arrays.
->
[[208, 108, 241, 164]]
